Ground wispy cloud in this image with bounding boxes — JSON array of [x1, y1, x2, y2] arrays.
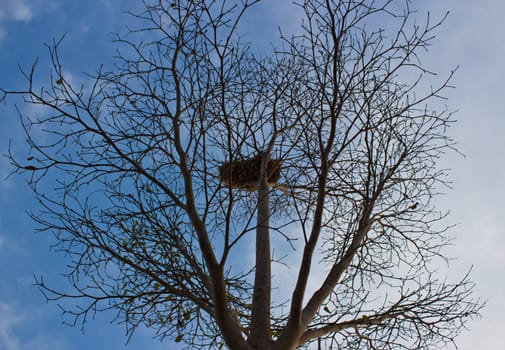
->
[[0, 0, 33, 22], [0, 0, 58, 41], [0, 302, 66, 350], [0, 0, 33, 40], [0, 303, 23, 350]]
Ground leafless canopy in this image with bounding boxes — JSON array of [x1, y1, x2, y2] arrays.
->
[[2, 0, 482, 349]]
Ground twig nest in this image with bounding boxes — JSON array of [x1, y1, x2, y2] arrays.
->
[[219, 154, 281, 190]]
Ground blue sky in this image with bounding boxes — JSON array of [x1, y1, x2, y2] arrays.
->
[[0, 1, 504, 349]]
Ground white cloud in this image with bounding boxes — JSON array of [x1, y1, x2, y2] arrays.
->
[[0, 0, 33, 40], [10, 2, 33, 22], [0, 302, 66, 350], [0, 303, 23, 350], [0, 0, 60, 40], [0, 0, 33, 21]]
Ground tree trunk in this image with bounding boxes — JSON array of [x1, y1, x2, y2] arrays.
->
[[248, 156, 272, 348]]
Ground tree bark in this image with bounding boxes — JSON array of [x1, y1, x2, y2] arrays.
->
[[248, 155, 272, 348]]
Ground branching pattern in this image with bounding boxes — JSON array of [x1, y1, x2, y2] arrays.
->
[[2, 0, 482, 349]]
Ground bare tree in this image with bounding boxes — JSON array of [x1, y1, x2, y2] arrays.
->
[[1, 0, 482, 349]]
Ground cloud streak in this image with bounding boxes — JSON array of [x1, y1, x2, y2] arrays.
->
[[0, 302, 67, 350], [0, 303, 23, 350], [0, 0, 33, 21], [0, 0, 33, 39], [0, 0, 58, 41]]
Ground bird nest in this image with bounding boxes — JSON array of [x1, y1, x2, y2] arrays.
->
[[219, 154, 281, 190]]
